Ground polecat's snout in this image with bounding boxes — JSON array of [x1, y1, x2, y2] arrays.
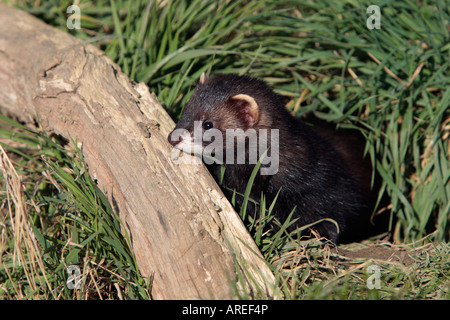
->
[[168, 127, 204, 156], [168, 131, 182, 147]]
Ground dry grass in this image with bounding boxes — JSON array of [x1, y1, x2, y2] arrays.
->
[[0, 145, 57, 299], [266, 235, 450, 299], [0, 120, 151, 300]]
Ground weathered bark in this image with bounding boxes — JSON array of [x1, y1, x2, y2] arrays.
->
[[0, 4, 276, 299]]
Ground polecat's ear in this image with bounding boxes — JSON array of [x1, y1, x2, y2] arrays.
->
[[199, 72, 208, 85], [230, 94, 259, 128]]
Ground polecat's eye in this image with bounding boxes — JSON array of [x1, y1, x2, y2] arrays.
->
[[203, 121, 214, 130]]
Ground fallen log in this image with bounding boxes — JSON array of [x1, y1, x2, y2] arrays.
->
[[0, 3, 276, 299]]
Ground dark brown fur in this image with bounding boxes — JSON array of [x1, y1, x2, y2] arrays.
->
[[169, 74, 388, 243]]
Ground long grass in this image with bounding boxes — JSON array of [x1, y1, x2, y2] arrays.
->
[[1, 0, 449, 299], [0, 116, 151, 299]]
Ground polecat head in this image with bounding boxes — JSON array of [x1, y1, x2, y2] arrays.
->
[[168, 73, 285, 155]]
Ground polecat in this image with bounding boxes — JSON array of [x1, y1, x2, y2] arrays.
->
[[168, 73, 385, 243]]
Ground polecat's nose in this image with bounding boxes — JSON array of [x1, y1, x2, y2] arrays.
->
[[168, 131, 182, 147]]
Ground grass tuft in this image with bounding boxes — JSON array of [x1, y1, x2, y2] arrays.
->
[[0, 116, 151, 299]]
